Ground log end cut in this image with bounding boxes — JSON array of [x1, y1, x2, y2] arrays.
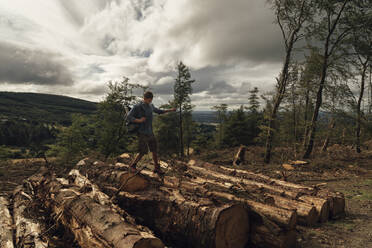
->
[[215, 205, 250, 248]]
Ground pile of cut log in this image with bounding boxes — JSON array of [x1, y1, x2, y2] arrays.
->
[[0, 156, 345, 248], [73, 156, 345, 248]]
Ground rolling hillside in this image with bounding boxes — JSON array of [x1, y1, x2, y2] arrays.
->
[[0, 92, 97, 125]]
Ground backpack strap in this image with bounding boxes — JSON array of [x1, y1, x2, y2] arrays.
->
[[138, 102, 146, 118]]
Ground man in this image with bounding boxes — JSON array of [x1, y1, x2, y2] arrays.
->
[[127, 91, 176, 175]]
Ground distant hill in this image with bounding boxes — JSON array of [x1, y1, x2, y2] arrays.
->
[[192, 111, 218, 124], [0, 92, 97, 125]]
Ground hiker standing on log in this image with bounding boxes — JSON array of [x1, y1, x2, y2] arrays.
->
[[127, 91, 176, 175]]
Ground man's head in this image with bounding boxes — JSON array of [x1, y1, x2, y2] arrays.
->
[[143, 91, 153, 104]]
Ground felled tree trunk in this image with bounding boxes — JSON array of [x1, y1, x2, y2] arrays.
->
[[13, 185, 48, 248], [77, 161, 152, 192], [115, 188, 250, 248], [233, 145, 246, 166], [0, 197, 14, 248], [32, 173, 164, 248]]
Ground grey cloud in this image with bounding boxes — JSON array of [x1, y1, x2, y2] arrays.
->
[[166, 0, 284, 65], [0, 42, 74, 86], [148, 80, 174, 95], [80, 64, 106, 79], [149, 73, 246, 97], [0, 0, 283, 110], [78, 84, 107, 95]]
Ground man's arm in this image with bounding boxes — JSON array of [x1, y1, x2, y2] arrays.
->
[[152, 104, 176, 114], [127, 105, 146, 123]]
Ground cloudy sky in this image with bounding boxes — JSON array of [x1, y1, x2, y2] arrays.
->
[[0, 0, 285, 110]]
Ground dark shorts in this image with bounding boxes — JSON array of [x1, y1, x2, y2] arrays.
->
[[138, 133, 158, 154]]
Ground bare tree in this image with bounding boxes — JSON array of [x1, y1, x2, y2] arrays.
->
[[264, 0, 314, 163], [303, 0, 353, 158], [352, 23, 372, 152]]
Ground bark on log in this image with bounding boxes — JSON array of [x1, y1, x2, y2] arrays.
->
[[33, 173, 164, 248], [13, 185, 48, 248], [115, 189, 250, 248], [76, 161, 153, 192], [187, 163, 300, 198], [0, 197, 14, 248]]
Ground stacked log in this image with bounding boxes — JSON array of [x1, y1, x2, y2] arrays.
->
[[217, 163, 345, 219], [78, 161, 297, 229], [78, 161, 296, 247], [0, 197, 14, 248], [77, 161, 251, 248], [185, 162, 329, 223], [29, 171, 164, 248], [187, 159, 345, 221], [75, 157, 345, 248]]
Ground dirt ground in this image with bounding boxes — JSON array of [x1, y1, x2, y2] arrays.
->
[[1, 145, 372, 248]]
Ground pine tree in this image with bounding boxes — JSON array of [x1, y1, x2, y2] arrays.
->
[[153, 101, 179, 156], [174, 61, 195, 158], [95, 77, 147, 158], [212, 104, 228, 148], [247, 87, 260, 114]]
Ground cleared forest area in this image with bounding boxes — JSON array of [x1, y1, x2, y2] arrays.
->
[[0, 145, 371, 248]]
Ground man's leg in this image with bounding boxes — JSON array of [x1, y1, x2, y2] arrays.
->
[[130, 153, 145, 169], [129, 134, 148, 172], [152, 151, 159, 167], [149, 134, 164, 175]]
